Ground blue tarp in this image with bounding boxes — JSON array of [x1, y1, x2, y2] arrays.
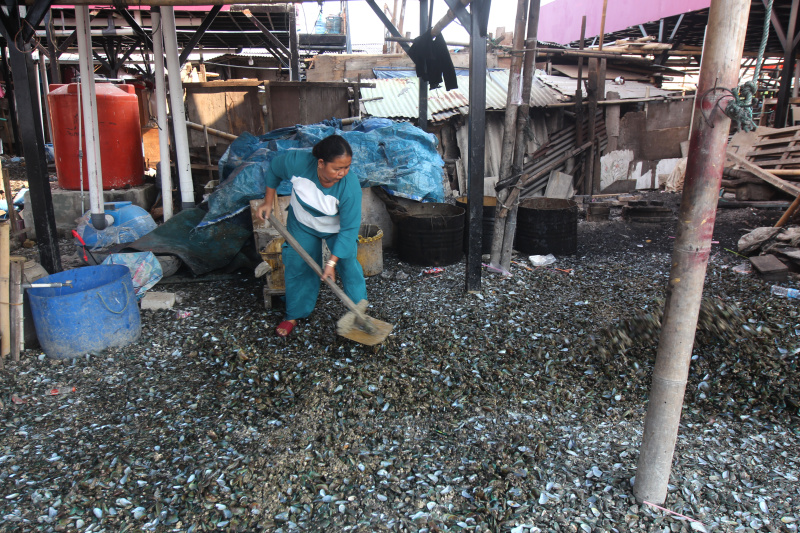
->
[[199, 119, 445, 228]]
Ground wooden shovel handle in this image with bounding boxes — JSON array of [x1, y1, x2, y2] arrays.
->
[[267, 213, 367, 321]]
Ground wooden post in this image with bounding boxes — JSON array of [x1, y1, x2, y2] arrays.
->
[[288, 7, 300, 81], [576, 16, 587, 194], [605, 90, 621, 152], [396, 0, 407, 54], [489, 0, 528, 269], [586, 58, 599, 194], [593, 57, 607, 193], [598, 0, 608, 51], [634, 0, 750, 505], [498, 0, 541, 272], [9, 256, 23, 361]]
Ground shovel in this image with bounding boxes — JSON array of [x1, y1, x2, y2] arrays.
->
[[268, 213, 393, 345]]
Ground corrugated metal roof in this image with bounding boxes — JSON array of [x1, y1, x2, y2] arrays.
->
[[360, 69, 678, 121], [360, 77, 470, 121], [360, 71, 538, 122], [537, 72, 677, 100]]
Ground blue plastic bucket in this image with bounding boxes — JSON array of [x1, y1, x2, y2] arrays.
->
[[27, 265, 141, 359]]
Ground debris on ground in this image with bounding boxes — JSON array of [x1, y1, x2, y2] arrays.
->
[[1, 192, 798, 531]]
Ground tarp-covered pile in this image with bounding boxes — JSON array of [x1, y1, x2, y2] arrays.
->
[[200, 119, 445, 228]]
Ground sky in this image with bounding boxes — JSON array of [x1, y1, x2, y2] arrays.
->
[[296, 0, 531, 51]]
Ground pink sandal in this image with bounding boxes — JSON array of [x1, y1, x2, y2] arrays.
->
[[276, 320, 296, 337]]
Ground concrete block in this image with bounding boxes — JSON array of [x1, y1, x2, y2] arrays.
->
[[140, 292, 176, 310]]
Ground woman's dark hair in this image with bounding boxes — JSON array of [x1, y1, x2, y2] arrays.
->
[[312, 135, 353, 163]]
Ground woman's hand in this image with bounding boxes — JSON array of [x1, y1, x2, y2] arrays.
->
[[321, 257, 338, 282], [254, 199, 271, 222], [256, 187, 277, 222]]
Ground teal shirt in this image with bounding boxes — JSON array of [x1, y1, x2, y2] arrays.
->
[[266, 150, 362, 259]]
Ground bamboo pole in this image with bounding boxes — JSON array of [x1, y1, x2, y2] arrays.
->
[[1, 162, 20, 244], [9, 256, 23, 361], [0, 221, 9, 362], [488, 0, 529, 270], [775, 194, 800, 227], [634, 0, 750, 505], [496, 0, 541, 272], [431, 0, 470, 37]]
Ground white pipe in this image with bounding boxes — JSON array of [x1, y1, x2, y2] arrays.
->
[[36, 56, 53, 144], [151, 11, 174, 221], [161, 6, 195, 208], [75, 5, 106, 229]]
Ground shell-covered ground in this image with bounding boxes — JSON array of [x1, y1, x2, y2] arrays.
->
[[1, 193, 799, 532]]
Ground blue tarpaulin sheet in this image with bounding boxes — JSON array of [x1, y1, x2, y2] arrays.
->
[[199, 119, 445, 228]]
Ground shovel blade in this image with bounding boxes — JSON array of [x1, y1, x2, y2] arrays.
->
[[337, 316, 393, 346]]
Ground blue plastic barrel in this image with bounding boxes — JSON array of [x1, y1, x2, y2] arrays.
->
[[27, 265, 141, 359], [80, 201, 154, 248]]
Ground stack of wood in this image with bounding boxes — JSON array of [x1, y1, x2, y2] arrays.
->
[[0, 221, 24, 369], [494, 111, 608, 199], [725, 125, 800, 226], [590, 36, 672, 54]]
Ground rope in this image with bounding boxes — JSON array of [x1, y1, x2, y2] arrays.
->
[[725, 0, 771, 132], [754, 0, 773, 83], [97, 283, 131, 314], [724, 81, 757, 132]]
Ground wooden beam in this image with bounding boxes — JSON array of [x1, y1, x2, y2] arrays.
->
[[726, 150, 800, 197]]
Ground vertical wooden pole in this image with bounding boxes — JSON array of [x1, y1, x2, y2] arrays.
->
[[598, 0, 608, 50], [576, 16, 587, 194], [288, 7, 300, 81], [9, 256, 23, 361], [489, 0, 528, 269], [605, 90, 621, 152], [586, 58, 599, 194], [498, 0, 541, 272], [634, 0, 750, 505]]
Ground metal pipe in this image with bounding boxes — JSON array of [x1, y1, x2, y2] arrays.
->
[[465, 0, 487, 292], [75, 5, 106, 230], [151, 10, 173, 221], [161, 6, 195, 208], [634, 0, 750, 505], [418, 0, 429, 132]]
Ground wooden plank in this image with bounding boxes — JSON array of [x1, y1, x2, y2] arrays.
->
[[747, 145, 800, 157], [750, 254, 788, 282], [544, 170, 574, 199], [727, 150, 800, 197], [748, 157, 800, 168], [755, 124, 800, 136]]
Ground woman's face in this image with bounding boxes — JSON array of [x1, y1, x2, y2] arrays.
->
[[317, 155, 352, 187]]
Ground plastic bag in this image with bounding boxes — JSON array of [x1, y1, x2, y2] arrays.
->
[[529, 254, 557, 266], [101, 252, 163, 300], [201, 120, 445, 228]]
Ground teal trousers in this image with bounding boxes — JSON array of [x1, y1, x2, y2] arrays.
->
[[281, 223, 367, 321]]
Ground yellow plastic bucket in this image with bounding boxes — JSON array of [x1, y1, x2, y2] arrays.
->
[[357, 224, 383, 277]]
